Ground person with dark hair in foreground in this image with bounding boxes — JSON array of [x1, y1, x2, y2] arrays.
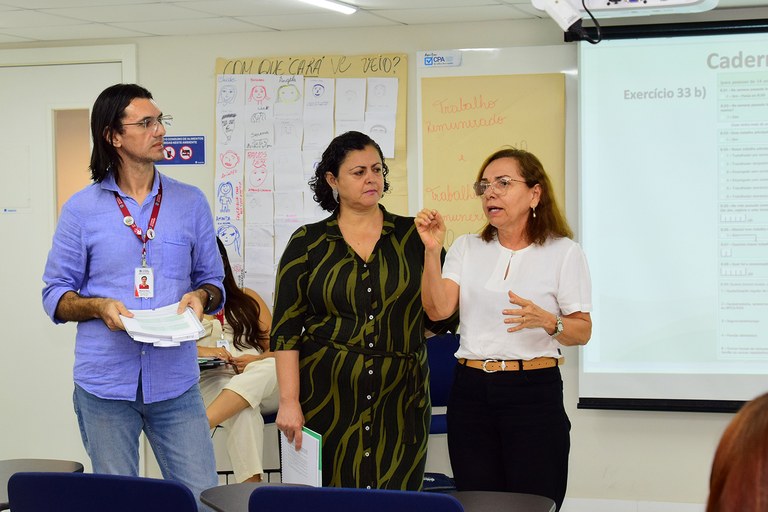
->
[[42, 83, 223, 510], [707, 392, 768, 512]]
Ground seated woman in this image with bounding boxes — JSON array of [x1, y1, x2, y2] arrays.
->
[[198, 238, 279, 483]]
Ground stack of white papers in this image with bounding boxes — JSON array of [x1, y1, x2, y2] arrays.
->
[[120, 303, 206, 347]]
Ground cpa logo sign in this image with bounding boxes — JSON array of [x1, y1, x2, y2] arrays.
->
[[424, 54, 449, 67]]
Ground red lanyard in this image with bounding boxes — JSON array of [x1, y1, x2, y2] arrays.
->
[[215, 309, 225, 327], [215, 309, 226, 341], [114, 180, 163, 267]]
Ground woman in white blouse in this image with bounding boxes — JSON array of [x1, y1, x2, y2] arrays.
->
[[415, 147, 592, 511]]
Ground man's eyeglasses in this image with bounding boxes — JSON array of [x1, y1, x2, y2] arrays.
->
[[472, 176, 527, 196], [121, 115, 173, 132]]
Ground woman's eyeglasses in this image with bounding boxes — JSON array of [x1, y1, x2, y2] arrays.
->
[[472, 176, 527, 196]]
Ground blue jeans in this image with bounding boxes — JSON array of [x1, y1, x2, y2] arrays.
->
[[74, 382, 218, 512]]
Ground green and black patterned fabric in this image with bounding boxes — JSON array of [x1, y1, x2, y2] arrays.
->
[[271, 205, 457, 490]]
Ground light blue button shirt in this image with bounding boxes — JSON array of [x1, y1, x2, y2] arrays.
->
[[43, 170, 224, 403]]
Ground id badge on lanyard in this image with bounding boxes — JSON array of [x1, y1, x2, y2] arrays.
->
[[135, 267, 154, 298], [215, 309, 230, 350], [116, 180, 162, 300]]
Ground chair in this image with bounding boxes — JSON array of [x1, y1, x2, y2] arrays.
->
[[262, 412, 282, 481], [7, 471, 198, 512], [247, 486, 464, 512], [424, 333, 461, 492], [428, 333, 460, 435], [0, 459, 84, 511]]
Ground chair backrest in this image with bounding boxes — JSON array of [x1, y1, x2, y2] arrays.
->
[[8, 471, 198, 512], [248, 486, 465, 512], [427, 333, 460, 434]]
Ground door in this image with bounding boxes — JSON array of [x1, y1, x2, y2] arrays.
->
[[0, 45, 134, 466]]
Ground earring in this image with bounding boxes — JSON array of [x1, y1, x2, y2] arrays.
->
[[332, 188, 339, 203], [532, 206, 536, 218]]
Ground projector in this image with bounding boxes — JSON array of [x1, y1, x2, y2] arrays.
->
[[533, 0, 718, 22], [533, 0, 718, 31]]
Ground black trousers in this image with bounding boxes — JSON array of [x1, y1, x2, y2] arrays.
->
[[447, 364, 571, 511]]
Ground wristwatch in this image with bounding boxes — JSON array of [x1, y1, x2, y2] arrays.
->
[[551, 315, 564, 338], [201, 287, 216, 314]]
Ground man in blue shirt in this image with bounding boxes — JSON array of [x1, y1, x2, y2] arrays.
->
[[42, 84, 224, 509]]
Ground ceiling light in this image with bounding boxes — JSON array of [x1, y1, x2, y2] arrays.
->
[[298, 0, 358, 15]]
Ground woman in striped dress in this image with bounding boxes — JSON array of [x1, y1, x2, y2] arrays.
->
[[271, 131, 456, 490]]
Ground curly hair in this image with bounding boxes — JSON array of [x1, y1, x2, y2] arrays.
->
[[308, 131, 390, 212], [89, 83, 154, 183], [476, 147, 572, 245]]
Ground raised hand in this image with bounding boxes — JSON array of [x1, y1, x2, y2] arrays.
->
[[414, 208, 446, 252]]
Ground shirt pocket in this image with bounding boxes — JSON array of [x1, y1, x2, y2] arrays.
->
[[160, 238, 193, 281]]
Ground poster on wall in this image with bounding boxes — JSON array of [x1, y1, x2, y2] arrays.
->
[[214, 53, 407, 303], [415, 46, 576, 249], [420, 73, 565, 247]]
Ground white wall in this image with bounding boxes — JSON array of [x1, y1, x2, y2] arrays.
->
[[8, 12, 766, 507]]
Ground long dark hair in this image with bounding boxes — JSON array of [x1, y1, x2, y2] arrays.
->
[[89, 83, 154, 182], [217, 238, 269, 352], [477, 147, 572, 245], [308, 131, 390, 212]]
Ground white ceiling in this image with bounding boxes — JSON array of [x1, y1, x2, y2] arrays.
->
[[0, 0, 765, 45]]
